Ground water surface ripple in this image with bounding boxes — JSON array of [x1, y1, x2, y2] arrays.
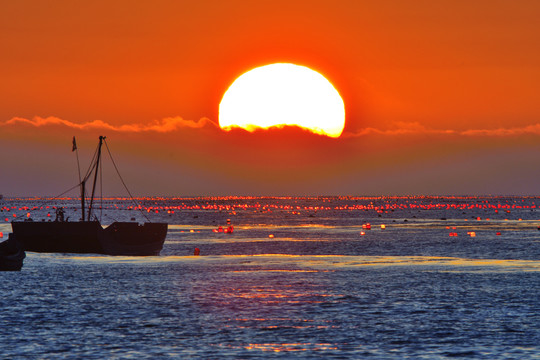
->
[[1, 196, 539, 359]]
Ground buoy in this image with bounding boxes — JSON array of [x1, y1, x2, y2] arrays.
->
[[380, 224, 386, 229], [0, 232, 3, 238], [496, 232, 501, 236], [194, 248, 200, 256], [269, 234, 274, 238], [360, 231, 366, 236]]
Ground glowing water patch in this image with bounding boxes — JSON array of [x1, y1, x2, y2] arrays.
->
[[23, 252, 540, 272]]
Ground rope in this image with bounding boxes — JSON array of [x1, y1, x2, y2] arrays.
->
[[22, 141, 101, 216], [19, 138, 151, 224], [54, 183, 83, 199], [20, 183, 82, 217], [103, 139, 151, 223], [81, 141, 101, 183]]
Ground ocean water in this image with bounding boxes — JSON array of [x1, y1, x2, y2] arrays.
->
[[1, 196, 539, 359]]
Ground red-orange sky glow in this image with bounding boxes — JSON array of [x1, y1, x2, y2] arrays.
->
[[1, 1, 540, 196]]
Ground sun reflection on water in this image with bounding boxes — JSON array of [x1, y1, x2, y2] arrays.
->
[[30, 253, 540, 272], [239, 342, 339, 352]]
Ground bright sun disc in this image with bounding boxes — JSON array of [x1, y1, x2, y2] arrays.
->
[[219, 63, 345, 138]]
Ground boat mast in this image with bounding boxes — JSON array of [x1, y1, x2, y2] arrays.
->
[[88, 136, 105, 221], [81, 180, 85, 221], [72, 136, 86, 221]]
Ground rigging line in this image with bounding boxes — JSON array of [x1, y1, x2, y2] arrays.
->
[[28, 183, 83, 214], [79, 138, 100, 221], [22, 139, 101, 219], [82, 142, 100, 183], [103, 139, 151, 223], [55, 183, 84, 199]]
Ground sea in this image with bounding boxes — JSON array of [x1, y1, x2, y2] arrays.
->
[[1, 196, 539, 359]]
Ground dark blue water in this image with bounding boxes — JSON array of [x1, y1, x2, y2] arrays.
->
[[1, 197, 539, 359]]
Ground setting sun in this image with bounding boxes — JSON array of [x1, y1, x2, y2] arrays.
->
[[219, 63, 345, 138]]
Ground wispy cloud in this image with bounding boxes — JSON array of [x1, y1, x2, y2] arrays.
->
[[344, 122, 540, 138], [343, 122, 456, 137], [3, 117, 540, 138], [459, 124, 540, 136], [1, 116, 218, 132]]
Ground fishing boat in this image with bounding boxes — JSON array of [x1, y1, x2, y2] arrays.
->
[[0, 234, 25, 271], [11, 136, 167, 256]]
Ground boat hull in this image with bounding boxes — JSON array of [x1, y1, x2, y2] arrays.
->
[[11, 221, 167, 256], [0, 234, 25, 271], [101, 222, 167, 256]]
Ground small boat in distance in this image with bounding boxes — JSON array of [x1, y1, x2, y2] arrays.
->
[[0, 234, 25, 271], [11, 136, 167, 256]]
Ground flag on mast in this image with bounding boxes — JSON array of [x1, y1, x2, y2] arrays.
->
[[72, 136, 77, 152]]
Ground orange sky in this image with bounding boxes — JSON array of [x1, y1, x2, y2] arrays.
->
[[1, 0, 540, 196]]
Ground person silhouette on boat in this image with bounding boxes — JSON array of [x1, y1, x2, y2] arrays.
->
[[55, 208, 65, 222]]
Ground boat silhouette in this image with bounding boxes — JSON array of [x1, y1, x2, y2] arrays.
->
[[11, 136, 167, 256], [0, 234, 25, 271]]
